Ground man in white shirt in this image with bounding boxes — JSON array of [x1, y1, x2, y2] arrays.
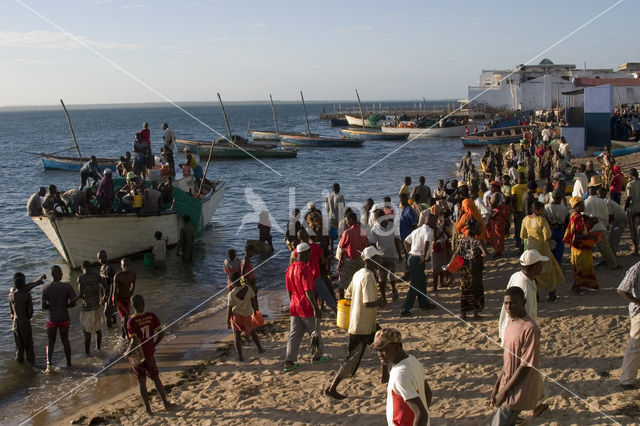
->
[[325, 247, 382, 400], [572, 164, 588, 198], [161, 123, 176, 177], [558, 137, 571, 160], [372, 328, 431, 426], [400, 211, 436, 316], [498, 250, 545, 342], [326, 183, 346, 251], [541, 126, 552, 143], [584, 179, 618, 269]]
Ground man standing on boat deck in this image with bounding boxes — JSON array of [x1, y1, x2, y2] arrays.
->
[[140, 122, 153, 170], [326, 183, 345, 253], [162, 123, 176, 178]]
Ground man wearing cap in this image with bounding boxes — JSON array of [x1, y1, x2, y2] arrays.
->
[[584, 176, 618, 269], [337, 211, 368, 300], [625, 168, 640, 255], [372, 328, 431, 426], [491, 287, 542, 426], [96, 169, 114, 213], [498, 250, 546, 341], [325, 246, 383, 399], [617, 260, 640, 390], [284, 243, 326, 372], [400, 211, 437, 316], [161, 123, 176, 178]]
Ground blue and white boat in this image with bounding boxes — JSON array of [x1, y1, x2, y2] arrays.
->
[[41, 154, 118, 172]]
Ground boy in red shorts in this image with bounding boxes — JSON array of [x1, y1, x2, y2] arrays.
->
[[126, 294, 172, 413]]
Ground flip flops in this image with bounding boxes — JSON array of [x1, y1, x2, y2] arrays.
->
[[312, 355, 330, 365], [283, 363, 300, 372]]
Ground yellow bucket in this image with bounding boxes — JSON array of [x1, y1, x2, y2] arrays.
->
[[336, 299, 351, 330], [132, 194, 143, 208]]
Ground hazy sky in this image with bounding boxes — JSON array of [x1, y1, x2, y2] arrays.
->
[[1, 0, 638, 106]]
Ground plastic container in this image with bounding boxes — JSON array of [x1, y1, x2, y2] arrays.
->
[[182, 165, 191, 176], [336, 299, 351, 330], [444, 255, 465, 274], [132, 194, 143, 208], [143, 253, 154, 266]]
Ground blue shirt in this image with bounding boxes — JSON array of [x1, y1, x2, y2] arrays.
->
[[399, 206, 417, 240]]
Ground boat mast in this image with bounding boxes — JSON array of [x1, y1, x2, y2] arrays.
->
[[355, 89, 365, 130], [60, 99, 82, 159], [217, 92, 234, 143], [269, 94, 280, 137], [300, 91, 311, 136]]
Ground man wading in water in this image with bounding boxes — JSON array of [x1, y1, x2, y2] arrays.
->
[[113, 258, 136, 338]]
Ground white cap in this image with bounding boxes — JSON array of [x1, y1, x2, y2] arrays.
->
[[369, 203, 379, 213], [296, 242, 310, 253], [519, 249, 548, 266], [361, 246, 383, 260]]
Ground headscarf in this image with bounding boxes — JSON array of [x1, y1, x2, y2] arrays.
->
[[569, 196, 583, 208]]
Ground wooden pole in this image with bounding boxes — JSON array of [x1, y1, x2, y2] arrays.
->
[[422, 97, 427, 113], [217, 92, 234, 143], [300, 91, 311, 136], [60, 99, 82, 158], [269, 94, 280, 136], [355, 89, 366, 129]]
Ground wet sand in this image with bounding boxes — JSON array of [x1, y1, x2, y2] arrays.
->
[[44, 236, 640, 425]]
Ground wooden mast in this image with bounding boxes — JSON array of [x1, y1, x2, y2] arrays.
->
[[269, 94, 280, 137], [300, 91, 311, 136], [60, 99, 82, 159], [217, 92, 234, 143], [355, 89, 366, 129]]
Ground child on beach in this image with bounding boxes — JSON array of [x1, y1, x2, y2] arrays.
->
[[223, 249, 241, 291], [152, 231, 166, 268], [226, 272, 264, 361]]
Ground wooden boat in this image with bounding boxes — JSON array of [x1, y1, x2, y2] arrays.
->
[[330, 117, 349, 127], [344, 114, 383, 128], [381, 123, 473, 138], [340, 128, 408, 141], [251, 130, 280, 141], [280, 134, 364, 147], [461, 125, 537, 147], [30, 177, 225, 268], [41, 154, 118, 172], [176, 138, 297, 159]]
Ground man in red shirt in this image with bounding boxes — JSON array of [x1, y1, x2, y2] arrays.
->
[[139, 122, 151, 146], [126, 294, 172, 414], [283, 243, 327, 372], [293, 229, 337, 313], [337, 211, 368, 299]]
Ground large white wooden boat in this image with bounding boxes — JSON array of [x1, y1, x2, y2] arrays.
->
[[344, 114, 383, 128], [30, 176, 225, 268]]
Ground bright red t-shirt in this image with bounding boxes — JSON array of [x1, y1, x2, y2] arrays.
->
[[610, 173, 623, 193], [127, 312, 161, 360], [285, 261, 315, 317], [294, 243, 322, 280], [139, 128, 151, 146], [338, 224, 368, 259]]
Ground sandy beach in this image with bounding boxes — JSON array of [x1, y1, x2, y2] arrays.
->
[[50, 238, 640, 424]]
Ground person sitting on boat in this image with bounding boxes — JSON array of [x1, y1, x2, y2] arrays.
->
[[142, 183, 163, 215], [61, 188, 92, 215], [79, 156, 103, 191], [96, 169, 115, 213], [27, 187, 46, 216], [42, 185, 67, 217], [116, 172, 139, 213]]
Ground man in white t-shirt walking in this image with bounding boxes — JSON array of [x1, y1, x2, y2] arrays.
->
[[325, 246, 383, 400], [541, 126, 552, 143], [372, 328, 431, 426]]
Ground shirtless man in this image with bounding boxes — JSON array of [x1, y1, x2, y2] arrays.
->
[[97, 250, 117, 328], [112, 258, 136, 338]]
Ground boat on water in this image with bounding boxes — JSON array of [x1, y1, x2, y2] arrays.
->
[[251, 130, 280, 142], [30, 176, 225, 268], [461, 125, 537, 147], [344, 114, 385, 128], [330, 117, 349, 127], [40, 154, 118, 172], [280, 134, 364, 147], [381, 124, 472, 139], [176, 138, 297, 159], [340, 128, 408, 141]]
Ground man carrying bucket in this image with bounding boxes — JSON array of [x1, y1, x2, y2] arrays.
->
[[325, 246, 385, 399]]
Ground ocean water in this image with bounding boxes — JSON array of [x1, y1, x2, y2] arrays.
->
[[0, 101, 467, 421]]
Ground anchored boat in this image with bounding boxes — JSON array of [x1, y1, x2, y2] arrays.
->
[[461, 125, 537, 147], [340, 128, 408, 141], [176, 138, 297, 159]]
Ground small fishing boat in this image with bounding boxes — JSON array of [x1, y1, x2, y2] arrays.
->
[[381, 123, 474, 138], [340, 128, 408, 141], [461, 125, 537, 147], [330, 117, 349, 127], [344, 114, 384, 128], [30, 176, 225, 268], [280, 134, 364, 147], [251, 130, 280, 141], [40, 154, 118, 172], [176, 138, 297, 159]]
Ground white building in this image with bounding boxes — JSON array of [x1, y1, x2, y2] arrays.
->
[[467, 59, 638, 111]]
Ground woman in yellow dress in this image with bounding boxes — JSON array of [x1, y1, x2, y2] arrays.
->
[[520, 200, 565, 301]]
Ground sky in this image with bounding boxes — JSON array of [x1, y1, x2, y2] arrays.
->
[[1, 0, 639, 106]]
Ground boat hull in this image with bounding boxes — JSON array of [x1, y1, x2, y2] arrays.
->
[[32, 178, 225, 268], [460, 125, 536, 147], [176, 139, 296, 159], [341, 128, 408, 141], [381, 124, 470, 138], [280, 134, 364, 147], [42, 155, 118, 172], [251, 130, 280, 141], [344, 114, 381, 128]]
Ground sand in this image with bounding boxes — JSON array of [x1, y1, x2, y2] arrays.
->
[[51, 234, 640, 425]]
